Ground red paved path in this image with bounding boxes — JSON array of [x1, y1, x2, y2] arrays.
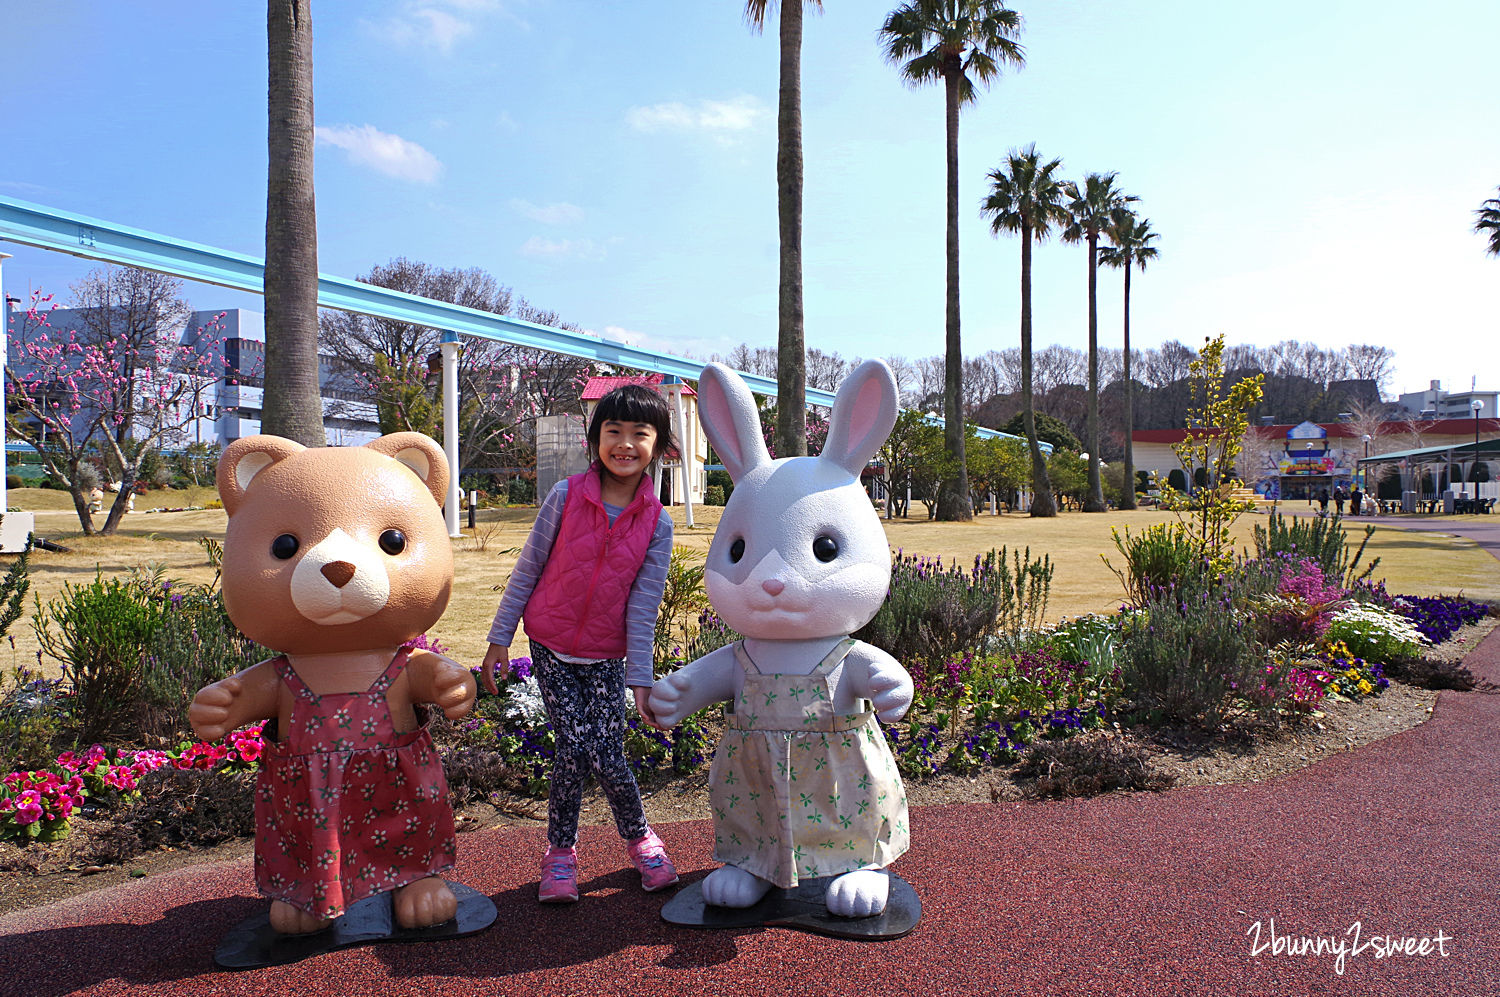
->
[[4, 637, 1499, 995]]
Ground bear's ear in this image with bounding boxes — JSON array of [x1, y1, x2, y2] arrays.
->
[[364, 432, 449, 506], [218, 436, 306, 515]]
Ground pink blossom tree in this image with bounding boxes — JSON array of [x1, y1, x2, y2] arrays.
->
[[6, 291, 232, 535]]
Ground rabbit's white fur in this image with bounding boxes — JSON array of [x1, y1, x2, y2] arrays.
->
[[650, 359, 913, 917]]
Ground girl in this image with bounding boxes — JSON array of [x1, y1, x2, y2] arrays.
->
[[480, 383, 680, 903]]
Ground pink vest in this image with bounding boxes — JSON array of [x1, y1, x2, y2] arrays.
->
[[522, 467, 663, 659]]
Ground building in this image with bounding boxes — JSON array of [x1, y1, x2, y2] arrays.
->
[[1396, 380, 1498, 420], [1133, 416, 1500, 501], [5, 305, 380, 450]]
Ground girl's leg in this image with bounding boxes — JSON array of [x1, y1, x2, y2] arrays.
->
[[531, 644, 591, 849], [573, 658, 649, 841]]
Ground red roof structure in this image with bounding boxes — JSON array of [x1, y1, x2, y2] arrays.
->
[[1134, 418, 1500, 445], [580, 373, 696, 401]]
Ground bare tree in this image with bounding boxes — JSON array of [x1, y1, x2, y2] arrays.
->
[[1343, 344, 1396, 397], [805, 347, 849, 391]]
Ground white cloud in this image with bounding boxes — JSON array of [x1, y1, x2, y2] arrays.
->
[[316, 124, 443, 184], [625, 95, 769, 142], [362, 1, 516, 54], [495, 110, 519, 133], [588, 324, 734, 358], [510, 199, 583, 225], [520, 237, 606, 261]]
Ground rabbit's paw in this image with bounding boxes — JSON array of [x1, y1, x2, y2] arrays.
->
[[648, 672, 691, 728], [701, 865, 773, 908], [866, 659, 914, 722], [825, 869, 889, 918]]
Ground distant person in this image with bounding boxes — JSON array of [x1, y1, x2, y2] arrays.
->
[[1317, 487, 1330, 516], [1350, 486, 1363, 516], [1333, 485, 1346, 516]]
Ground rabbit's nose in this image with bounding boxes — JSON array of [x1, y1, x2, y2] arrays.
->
[[761, 578, 785, 596]]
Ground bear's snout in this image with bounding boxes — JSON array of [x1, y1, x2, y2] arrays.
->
[[321, 561, 357, 588]]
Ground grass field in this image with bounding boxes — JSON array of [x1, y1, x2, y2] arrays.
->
[[6, 487, 1498, 680]]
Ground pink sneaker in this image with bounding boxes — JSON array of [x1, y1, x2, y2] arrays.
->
[[538, 846, 579, 903], [626, 829, 679, 892]]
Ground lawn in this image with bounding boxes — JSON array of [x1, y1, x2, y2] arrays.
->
[[7, 488, 1497, 680]]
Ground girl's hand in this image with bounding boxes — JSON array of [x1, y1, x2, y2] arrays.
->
[[633, 686, 667, 731], [480, 643, 511, 696]]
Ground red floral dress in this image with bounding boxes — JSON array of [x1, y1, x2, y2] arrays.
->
[[254, 650, 456, 919]]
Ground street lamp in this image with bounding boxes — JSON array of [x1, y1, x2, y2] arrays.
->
[[1473, 398, 1484, 500], [1362, 434, 1371, 495]]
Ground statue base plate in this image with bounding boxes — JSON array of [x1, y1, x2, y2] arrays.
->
[[660, 873, 920, 941], [214, 880, 496, 970]]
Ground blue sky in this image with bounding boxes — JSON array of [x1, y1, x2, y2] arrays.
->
[[3, 1, 1497, 402]]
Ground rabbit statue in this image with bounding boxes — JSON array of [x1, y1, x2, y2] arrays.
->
[[650, 359, 913, 918]]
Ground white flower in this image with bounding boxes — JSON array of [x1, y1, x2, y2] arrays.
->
[[501, 676, 550, 729]]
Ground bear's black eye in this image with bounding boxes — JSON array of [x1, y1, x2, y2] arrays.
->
[[379, 530, 407, 555], [271, 534, 299, 560], [728, 537, 746, 564], [813, 535, 839, 562]]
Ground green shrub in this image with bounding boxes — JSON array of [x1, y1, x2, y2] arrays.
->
[[654, 547, 709, 672], [855, 547, 1052, 672], [34, 572, 166, 741], [706, 468, 733, 502], [1119, 571, 1264, 725], [137, 588, 269, 737], [1253, 511, 1379, 588], [1104, 522, 1200, 607], [684, 608, 740, 663], [1048, 614, 1122, 678], [5, 475, 19, 491], [704, 485, 726, 506], [506, 476, 536, 505]]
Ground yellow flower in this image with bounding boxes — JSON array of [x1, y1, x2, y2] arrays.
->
[[1345, 668, 1360, 679], [1329, 683, 1341, 694], [1358, 680, 1373, 694]]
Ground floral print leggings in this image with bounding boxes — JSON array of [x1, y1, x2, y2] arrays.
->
[[531, 643, 649, 849]]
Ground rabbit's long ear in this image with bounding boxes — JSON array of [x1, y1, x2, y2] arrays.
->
[[820, 359, 899, 480], [697, 362, 771, 482]]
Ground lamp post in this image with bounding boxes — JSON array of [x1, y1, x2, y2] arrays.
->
[[1474, 398, 1484, 500], [1362, 434, 1371, 493]]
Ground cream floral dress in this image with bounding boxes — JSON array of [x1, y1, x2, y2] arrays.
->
[[708, 639, 909, 888]]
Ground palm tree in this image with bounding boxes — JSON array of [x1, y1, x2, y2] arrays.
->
[[264, 0, 326, 446], [881, 0, 1024, 522], [1099, 211, 1159, 511], [1477, 187, 1500, 257], [980, 144, 1067, 518], [745, 1, 823, 458], [1061, 173, 1135, 512]]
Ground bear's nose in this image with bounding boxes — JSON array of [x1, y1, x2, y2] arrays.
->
[[761, 578, 785, 596], [321, 561, 357, 588]]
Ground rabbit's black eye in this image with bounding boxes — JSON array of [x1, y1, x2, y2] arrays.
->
[[379, 530, 407, 555], [813, 535, 839, 562], [728, 538, 746, 563], [271, 534, 299, 560]]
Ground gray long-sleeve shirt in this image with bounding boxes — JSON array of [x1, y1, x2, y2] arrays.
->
[[487, 479, 673, 688]]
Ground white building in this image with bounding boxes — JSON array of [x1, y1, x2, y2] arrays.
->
[[1396, 380, 1498, 420], [6, 305, 380, 450]]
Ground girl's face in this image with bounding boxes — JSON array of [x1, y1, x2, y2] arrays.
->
[[598, 420, 659, 482]]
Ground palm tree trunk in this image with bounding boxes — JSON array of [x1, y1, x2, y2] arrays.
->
[[773, 0, 807, 459], [264, 0, 326, 446], [1021, 223, 1055, 517], [1084, 231, 1105, 511], [1119, 260, 1137, 510], [937, 64, 971, 521]]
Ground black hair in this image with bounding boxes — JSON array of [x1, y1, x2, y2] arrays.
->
[[586, 383, 679, 470]]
